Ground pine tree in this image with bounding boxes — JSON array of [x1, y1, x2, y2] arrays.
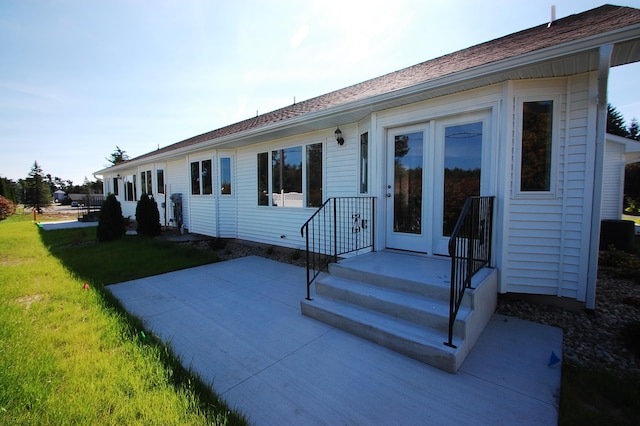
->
[[607, 104, 630, 137], [24, 161, 51, 213], [628, 118, 639, 141]]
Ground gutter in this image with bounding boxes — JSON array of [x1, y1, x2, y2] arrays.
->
[[585, 44, 613, 310]]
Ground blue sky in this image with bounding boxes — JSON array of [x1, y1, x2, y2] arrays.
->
[[1, 0, 639, 185]]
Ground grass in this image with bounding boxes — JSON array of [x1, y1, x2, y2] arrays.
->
[[0, 214, 246, 425], [559, 364, 640, 425]]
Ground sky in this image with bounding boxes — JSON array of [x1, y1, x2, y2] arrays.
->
[[1, 0, 639, 185]]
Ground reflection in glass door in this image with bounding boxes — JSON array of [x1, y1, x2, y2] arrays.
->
[[442, 122, 483, 236], [394, 132, 423, 234]]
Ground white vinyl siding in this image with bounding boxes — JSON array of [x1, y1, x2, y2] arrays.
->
[[503, 75, 593, 300], [167, 159, 189, 230], [602, 140, 625, 219], [235, 127, 358, 249], [218, 154, 237, 238]]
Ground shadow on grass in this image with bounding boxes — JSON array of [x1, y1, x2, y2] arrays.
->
[[38, 226, 248, 425]]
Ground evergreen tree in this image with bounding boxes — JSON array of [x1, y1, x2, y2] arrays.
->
[[97, 194, 125, 242], [106, 146, 129, 166], [135, 193, 161, 237], [628, 118, 639, 141], [0, 177, 17, 203], [24, 161, 51, 213], [607, 104, 630, 137]]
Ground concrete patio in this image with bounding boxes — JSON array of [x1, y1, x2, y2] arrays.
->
[[107, 255, 562, 425]]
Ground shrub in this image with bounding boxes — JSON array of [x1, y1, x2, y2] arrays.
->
[[97, 194, 125, 242], [135, 193, 161, 237], [0, 195, 16, 220]]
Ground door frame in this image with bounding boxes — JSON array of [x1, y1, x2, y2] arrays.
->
[[382, 109, 494, 255]]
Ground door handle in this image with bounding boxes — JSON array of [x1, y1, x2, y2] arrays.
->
[[386, 193, 392, 198]]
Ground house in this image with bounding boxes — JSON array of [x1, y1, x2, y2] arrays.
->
[[96, 5, 640, 372]]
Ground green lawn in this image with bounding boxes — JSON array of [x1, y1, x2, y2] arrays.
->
[[0, 214, 246, 425]]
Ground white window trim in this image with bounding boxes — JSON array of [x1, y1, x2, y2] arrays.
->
[[513, 94, 561, 198], [190, 157, 213, 196], [219, 156, 233, 196], [257, 141, 324, 208]]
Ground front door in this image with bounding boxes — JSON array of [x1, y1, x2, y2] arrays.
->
[[385, 112, 489, 255], [386, 125, 431, 252]]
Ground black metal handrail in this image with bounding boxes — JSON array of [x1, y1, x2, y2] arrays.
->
[[300, 197, 375, 300], [445, 196, 494, 348]]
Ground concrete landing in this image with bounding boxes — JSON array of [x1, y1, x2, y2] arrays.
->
[[107, 256, 562, 425]]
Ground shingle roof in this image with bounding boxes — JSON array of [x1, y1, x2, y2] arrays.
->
[[129, 4, 640, 163]]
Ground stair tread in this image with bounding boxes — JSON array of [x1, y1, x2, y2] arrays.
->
[[318, 275, 471, 320], [303, 296, 461, 349]]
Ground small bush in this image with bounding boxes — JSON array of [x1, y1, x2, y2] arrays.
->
[[97, 194, 125, 242], [0, 195, 16, 220], [136, 193, 161, 237]]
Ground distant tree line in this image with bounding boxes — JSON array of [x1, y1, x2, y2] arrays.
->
[[0, 161, 103, 214]]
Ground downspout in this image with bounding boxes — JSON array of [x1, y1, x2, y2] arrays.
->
[[585, 44, 613, 310]]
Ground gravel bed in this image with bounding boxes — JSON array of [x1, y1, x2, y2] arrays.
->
[[187, 236, 640, 377]]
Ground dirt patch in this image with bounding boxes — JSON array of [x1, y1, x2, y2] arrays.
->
[[16, 294, 44, 310]]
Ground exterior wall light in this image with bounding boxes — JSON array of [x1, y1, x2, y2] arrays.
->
[[335, 127, 345, 145]]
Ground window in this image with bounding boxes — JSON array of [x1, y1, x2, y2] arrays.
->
[[191, 162, 200, 195], [306, 143, 322, 207], [112, 177, 119, 196], [220, 157, 231, 195], [191, 160, 213, 195], [257, 143, 323, 208], [272, 147, 302, 207], [140, 170, 152, 195], [124, 175, 136, 201], [520, 100, 553, 192], [359, 132, 369, 194], [157, 170, 164, 194], [257, 152, 268, 205]]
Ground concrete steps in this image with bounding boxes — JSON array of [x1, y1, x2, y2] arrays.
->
[[300, 251, 497, 373]]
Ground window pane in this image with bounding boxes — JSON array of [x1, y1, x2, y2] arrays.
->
[[360, 132, 369, 193], [521, 101, 553, 191], [220, 158, 231, 195], [393, 132, 423, 234], [443, 122, 482, 236], [306, 143, 323, 207], [257, 152, 268, 205], [157, 170, 164, 194], [272, 147, 302, 207], [191, 162, 200, 195], [112, 177, 119, 195], [202, 160, 212, 195], [147, 171, 152, 194], [133, 174, 137, 200], [140, 172, 146, 195]]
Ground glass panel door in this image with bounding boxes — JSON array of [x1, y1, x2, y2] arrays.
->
[[386, 126, 430, 252], [433, 117, 486, 255]]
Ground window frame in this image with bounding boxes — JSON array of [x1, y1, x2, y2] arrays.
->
[[257, 141, 324, 208], [140, 170, 152, 196], [513, 95, 560, 197], [124, 174, 137, 201], [156, 169, 164, 194], [359, 131, 369, 194], [219, 157, 232, 196], [190, 158, 213, 196]]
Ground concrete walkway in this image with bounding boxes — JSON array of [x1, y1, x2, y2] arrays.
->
[[107, 256, 562, 425]]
